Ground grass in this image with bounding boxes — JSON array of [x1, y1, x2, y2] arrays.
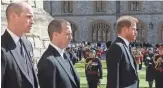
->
[[74, 60, 154, 88]]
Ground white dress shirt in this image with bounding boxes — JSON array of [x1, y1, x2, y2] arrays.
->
[[50, 42, 65, 58], [118, 36, 130, 48], [7, 29, 20, 45]]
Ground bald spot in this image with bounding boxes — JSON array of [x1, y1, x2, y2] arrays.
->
[[6, 2, 30, 21]]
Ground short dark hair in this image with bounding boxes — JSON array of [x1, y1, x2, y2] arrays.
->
[[116, 15, 139, 33], [6, 2, 26, 21], [48, 19, 70, 40], [157, 43, 163, 48]]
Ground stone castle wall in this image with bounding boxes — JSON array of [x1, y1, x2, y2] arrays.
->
[[1, 1, 163, 62]]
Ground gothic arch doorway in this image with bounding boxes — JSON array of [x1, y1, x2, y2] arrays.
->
[[161, 25, 163, 42], [69, 21, 78, 42], [157, 23, 163, 43]]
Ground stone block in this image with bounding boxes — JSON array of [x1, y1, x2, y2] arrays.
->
[[33, 37, 43, 49], [33, 49, 41, 58]]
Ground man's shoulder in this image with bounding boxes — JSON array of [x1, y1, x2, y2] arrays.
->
[[109, 42, 122, 50], [38, 52, 58, 67]]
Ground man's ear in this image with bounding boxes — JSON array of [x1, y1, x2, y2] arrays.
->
[[10, 12, 17, 21], [53, 32, 58, 37], [121, 27, 126, 33]]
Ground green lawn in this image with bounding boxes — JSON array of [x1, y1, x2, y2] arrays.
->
[[74, 60, 153, 88]]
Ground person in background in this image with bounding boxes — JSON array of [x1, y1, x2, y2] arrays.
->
[[65, 47, 78, 65], [144, 48, 155, 88], [154, 43, 163, 88], [85, 49, 103, 88], [133, 47, 143, 72]]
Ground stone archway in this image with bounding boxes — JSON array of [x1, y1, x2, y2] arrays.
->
[[90, 20, 111, 42], [161, 25, 163, 42], [67, 21, 78, 42], [136, 20, 147, 43], [157, 22, 163, 43]]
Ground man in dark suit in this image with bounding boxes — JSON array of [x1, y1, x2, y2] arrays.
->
[[1, 2, 38, 88], [154, 44, 163, 88], [37, 19, 80, 88], [106, 16, 139, 88]]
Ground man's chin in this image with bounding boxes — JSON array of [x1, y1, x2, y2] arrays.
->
[[24, 30, 31, 34]]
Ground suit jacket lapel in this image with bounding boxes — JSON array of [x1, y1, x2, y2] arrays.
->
[[116, 37, 137, 74], [123, 45, 136, 72], [66, 54, 80, 87], [10, 47, 34, 84], [21, 38, 38, 86], [4, 31, 33, 85], [49, 45, 78, 87], [56, 56, 78, 87]]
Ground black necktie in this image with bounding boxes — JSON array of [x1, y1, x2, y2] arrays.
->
[[129, 45, 132, 55], [19, 39, 34, 77], [63, 53, 68, 60], [19, 38, 25, 57], [63, 53, 74, 74]]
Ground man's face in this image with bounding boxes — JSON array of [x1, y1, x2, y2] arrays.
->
[[58, 24, 72, 49], [126, 23, 137, 42], [16, 4, 34, 34], [158, 46, 163, 55]]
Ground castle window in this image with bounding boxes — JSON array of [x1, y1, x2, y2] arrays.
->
[[62, 1, 73, 13], [70, 23, 77, 42], [161, 25, 163, 42], [129, 1, 141, 11], [136, 23, 145, 43], [92, 21, 111, 42], [95, 1, 106, 12]]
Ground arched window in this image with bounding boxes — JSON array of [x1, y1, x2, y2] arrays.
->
[[92, 21, 111, 42], [136, 23, 145, 43], [95, 1, 106, 12], [70, 23, 77, 42], [161, 25, 163, 42], [129, 1, 141, 11], [62, 1, 73, 13]]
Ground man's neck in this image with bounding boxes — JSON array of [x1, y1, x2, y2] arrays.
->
[[8, 25, 22, 37], [118, 35, 130, 47]]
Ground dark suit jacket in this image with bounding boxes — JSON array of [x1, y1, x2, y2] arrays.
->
[[37, 45, 80, 88], [106, 37, 138, 88], [1, 30, 38, 88]]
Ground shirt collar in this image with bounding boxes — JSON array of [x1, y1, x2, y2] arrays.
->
[[50, 42, 65, 58], [7, 29, 20, 45], [118, 36, 130, 47]]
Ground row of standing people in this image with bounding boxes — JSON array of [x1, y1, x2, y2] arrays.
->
[[2, 2, 163, 88], [131, 45, 163, 88], [1, 2, 80, 88], [143, 46, 163, 88]]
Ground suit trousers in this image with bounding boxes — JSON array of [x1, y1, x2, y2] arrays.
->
[[87, 80, 98, 88]]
